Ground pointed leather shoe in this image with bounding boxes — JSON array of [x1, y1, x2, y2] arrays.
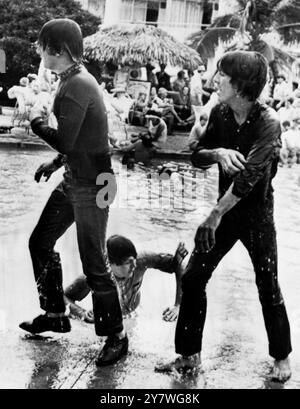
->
[[19, 314, 71, 334], [96, 335, 128, 366]]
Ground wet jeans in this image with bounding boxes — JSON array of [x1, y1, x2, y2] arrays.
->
[[29, 180, 123, 337], [175, 214, 292, 360]]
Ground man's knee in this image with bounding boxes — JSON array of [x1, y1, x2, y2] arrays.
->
[[65, 276, 90, 301], [86, 271, 116, 293], [257, 282, 283, 307], [29, 232, 41, 253], [29, 230, 47, 251], [182, 270, 209, 293]]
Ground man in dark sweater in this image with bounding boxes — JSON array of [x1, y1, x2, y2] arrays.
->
[[19, 19, 127, 367]]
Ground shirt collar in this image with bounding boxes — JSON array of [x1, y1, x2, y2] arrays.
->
[[221, 100, 263, 125], [58, 63, 82, 81]]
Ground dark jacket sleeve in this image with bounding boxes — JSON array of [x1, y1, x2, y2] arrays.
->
[[31, 95, 88, 154], [232, 111, 282, 198], [141, 253, 177, 274]]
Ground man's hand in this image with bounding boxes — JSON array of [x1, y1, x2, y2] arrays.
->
[[162, 305, 179, 322], [34, 161, 58, 183], [195, 210, 222, 253], [216, 148, 246, 175], [174, 242, 188, 265]]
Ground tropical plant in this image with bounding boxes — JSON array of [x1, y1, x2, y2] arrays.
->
[[187, 0, 300, 83], [0, 0, 101, 92]]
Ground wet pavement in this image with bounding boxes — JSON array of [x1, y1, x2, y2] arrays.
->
[[0, 147, 300, 389]]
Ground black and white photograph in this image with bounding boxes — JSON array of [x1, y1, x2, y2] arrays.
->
[[0, 0, 300, 392]]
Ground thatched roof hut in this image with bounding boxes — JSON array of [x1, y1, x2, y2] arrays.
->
[[83, 24, 202, 69]]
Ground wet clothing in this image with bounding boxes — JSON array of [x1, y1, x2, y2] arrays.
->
[[65, 252, 178, 315], [29, 65, 123, 337], [177, 102, 292, 360]]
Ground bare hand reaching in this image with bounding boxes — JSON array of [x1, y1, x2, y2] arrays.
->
[[162, 305, 179, 322], [174, 242, 188, 265], [34, 161, 59, 183]]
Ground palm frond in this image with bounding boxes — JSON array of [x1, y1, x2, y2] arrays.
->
[[187, 27, 238, 60], [276, 22, 300, 43], [210, 14, 241, 29], [272, 45, 298, 70]]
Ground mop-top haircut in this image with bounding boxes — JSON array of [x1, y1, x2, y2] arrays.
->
[[217, 50, 268, 101], [38, 18, 83, 63]]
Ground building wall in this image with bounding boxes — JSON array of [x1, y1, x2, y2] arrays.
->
[[77, 0, 220, 41], [77, 0, 106, 17], [218, 0, 239, 16]]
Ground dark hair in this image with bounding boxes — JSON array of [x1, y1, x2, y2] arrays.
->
[[38, 18, 83, 62], [282, 120, 290, 127], [217, 50, 268, 101], [177, 70, 185, 80], [107, 235, 137, 265]]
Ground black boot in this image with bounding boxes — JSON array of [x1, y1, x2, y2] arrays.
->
[[96, 335, 129, 366], [19, 314, 71, 334]]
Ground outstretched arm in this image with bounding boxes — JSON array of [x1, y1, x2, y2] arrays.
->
[[162, 242, 188, 322]]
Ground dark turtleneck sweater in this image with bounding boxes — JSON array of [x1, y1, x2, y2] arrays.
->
[[31, 64, 112, 184]]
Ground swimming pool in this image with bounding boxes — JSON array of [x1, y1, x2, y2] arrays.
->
[[0, 146, 300, 389]]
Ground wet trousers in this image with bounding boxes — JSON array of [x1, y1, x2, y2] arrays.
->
[[28, 181, 123, 336], [175, 214, 292, 360]]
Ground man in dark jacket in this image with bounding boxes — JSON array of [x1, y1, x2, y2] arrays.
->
[[156, 51, 292, 383]]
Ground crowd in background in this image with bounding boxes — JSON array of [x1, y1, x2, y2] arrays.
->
[[265, 74, 300, 167], [127, 62, 216, 136], [4, 62, 300, 168], [6, 69, 58, 131]]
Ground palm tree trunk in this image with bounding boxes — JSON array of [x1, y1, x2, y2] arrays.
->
[[269, 60, 279, 97]]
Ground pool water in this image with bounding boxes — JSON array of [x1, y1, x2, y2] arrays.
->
[[0, 147, 300, 389]]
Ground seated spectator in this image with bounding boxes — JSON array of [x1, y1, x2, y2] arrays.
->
[[174, 86, 195, 127], [190, 64, 211, 107], [278, 97, 295, 125], [121, 111, 167, 166], [172, 70, 187, 94], [188, 113, 209, 151], [280, 117, 300, 167], [129, 92, 148, 126], [273, 74, 292, 110], [110, 87, 135, 122], [135, 92, 148, 111], [7, 77, 29, 116], [155, 87, 185, 133], [148, 86, 159, 106]]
